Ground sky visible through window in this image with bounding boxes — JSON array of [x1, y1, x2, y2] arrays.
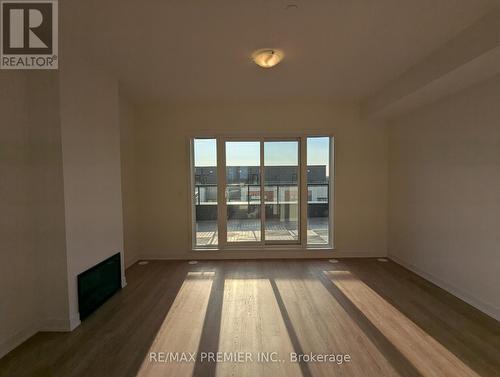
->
[[264, 141, 298, 166], [194, 138, 330, 173], [226, 142, 260, 166], [194, 139, 217, 166], [307, 137, 330, 175]]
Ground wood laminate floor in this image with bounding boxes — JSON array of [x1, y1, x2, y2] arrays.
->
[[0, 259, 499, 377]]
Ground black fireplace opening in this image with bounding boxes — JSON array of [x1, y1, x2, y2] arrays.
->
[[77, 252, 122, 320]]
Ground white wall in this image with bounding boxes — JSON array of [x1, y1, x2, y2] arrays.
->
[[119, 93, 139, 268], [0, 4, 126, 352], [0, 72, 39, 357], [59, 53, 125, 328], [28, 72, 70, 331], [0, 71, 69, 358], [388, 75, 500, 320], [133, 102, 388, 259]]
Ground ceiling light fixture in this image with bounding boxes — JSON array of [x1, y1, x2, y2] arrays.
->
[[252, 49, 284, 68]]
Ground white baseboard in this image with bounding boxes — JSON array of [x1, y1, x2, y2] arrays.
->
[[389, 254, 500, 322], [1, 265, 128, 359], [125, 256, 139, 269], [68, 313, 81, 331], [138, 249, 386, 261], [39, 317, 74, 332], [0, 314, 82, 359], [0, 322, 39, 359]]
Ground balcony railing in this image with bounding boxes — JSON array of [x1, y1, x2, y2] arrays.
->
[[194, 183, 329, 206]]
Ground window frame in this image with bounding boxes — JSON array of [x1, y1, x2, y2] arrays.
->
[[189, 133, 335, 251]]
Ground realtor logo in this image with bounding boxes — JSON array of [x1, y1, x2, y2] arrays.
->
[[1, 0, 58, 69]]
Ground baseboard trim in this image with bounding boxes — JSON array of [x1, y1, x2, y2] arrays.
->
[[68, 314, 81, 331], [137, 250, 386, 261], [0, 314, 83, 359], [0, 322, 39, 359], [39, 318, 74, 332], [121, 276, 128, 288], [125, 256, 139, 269], [389, 254, 500, 322]]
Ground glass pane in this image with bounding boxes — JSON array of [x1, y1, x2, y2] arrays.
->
[[193, 139, 218, 247], [307, 137, 330, 245], [226, 141, 261, 242], [264, 141, 299, 242]]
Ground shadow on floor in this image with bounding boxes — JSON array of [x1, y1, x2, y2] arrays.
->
[[2, 259, 499, 377], [338, 259, 500, 377], [192, 260, 420, 377], [0, 261, 192, 377]]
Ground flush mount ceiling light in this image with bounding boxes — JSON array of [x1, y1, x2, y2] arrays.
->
[[252, 49, 284, 68]]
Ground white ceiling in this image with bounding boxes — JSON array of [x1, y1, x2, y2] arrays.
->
[[65, 0, 497, 103]]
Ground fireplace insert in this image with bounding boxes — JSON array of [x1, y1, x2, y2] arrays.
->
[[77, 253, 122, 320]]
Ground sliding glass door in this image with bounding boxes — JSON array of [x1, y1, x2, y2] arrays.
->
[[191, 135, 333, 250], [221, 138, 301, 246], [264, 140, 299, 243], [225, 141, 262, 244]]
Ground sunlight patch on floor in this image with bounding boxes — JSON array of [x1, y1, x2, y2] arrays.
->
[[216, 278, 303, 377], [136, 271, 215, 377], [273, 277, 400, 377], [324, 270, 479, 377]]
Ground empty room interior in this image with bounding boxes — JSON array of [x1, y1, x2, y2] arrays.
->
[[1, 0, 500, 376]]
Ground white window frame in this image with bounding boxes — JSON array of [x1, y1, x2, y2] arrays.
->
[[188, 134, 335, 251]]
